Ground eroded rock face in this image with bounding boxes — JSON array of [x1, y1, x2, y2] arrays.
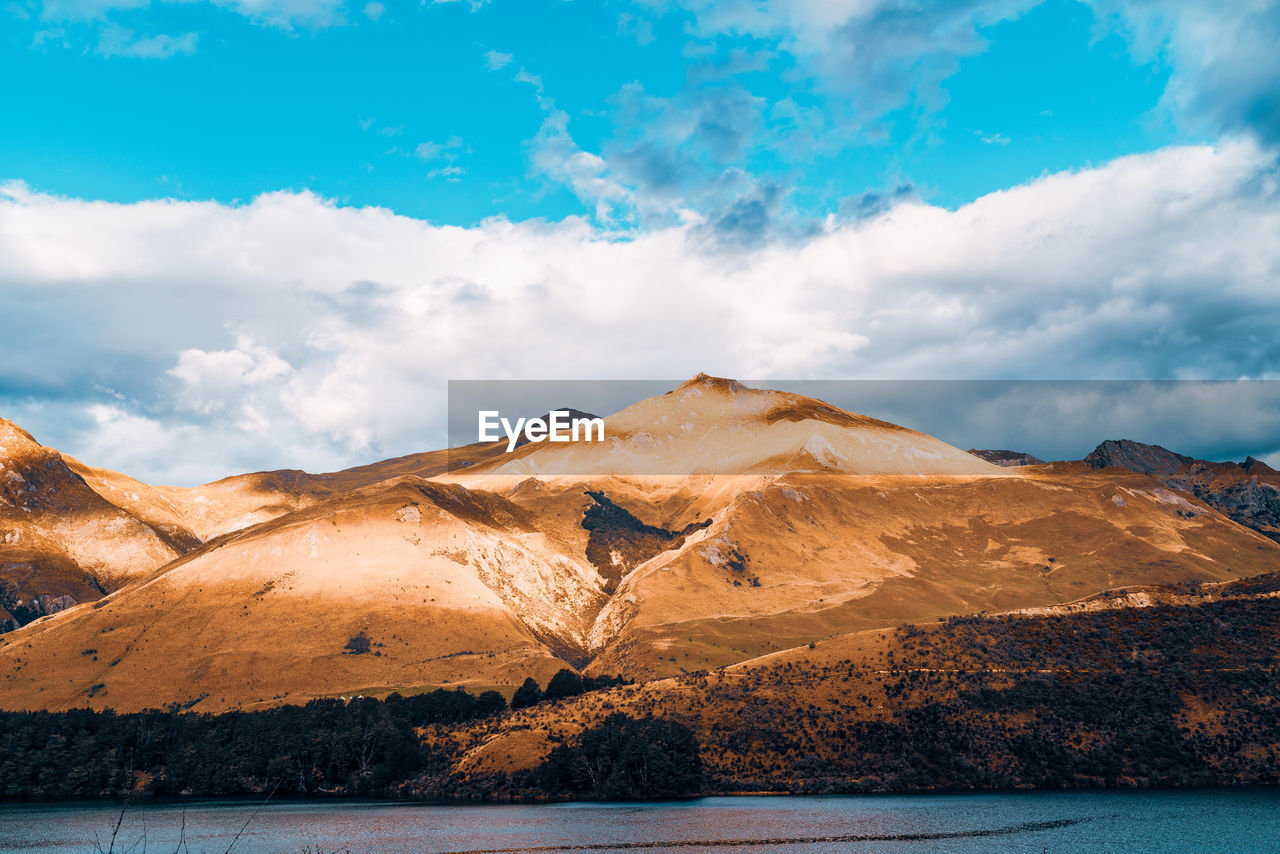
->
[[1086, 439, 1280, 542], [1207, 479, 1280, 537], [0, 570, 90, 626], [581, 491, 710, 592]]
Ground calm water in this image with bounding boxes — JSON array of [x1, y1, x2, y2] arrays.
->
[[1, 790, 1277, 853]]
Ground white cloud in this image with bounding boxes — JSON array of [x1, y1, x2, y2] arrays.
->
[[40, 0, 149, 20], [96, 24, 197, 58], [653, 0, 1036, 115], [222, 0, 345, 27], [414, 136, 463, 161], [527, 110, 635, 223], [77, 405, 211, 486], [1, 141, 1278, 483], [362, 1, 382, 21], [1093, 0, 1280, 142], [483, 49, 512, 71], [617, 12, 655, 45], [650, 0, 1280, 141], [169, 336, 294, 415], [41, 0, 348, 29], [414, 136, 467, 181]]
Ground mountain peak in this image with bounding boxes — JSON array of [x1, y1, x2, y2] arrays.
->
[[0, 418, 45, 457], [458, 378, 1001, 477], [1084, 439, 1193, 476], [1243, 456, 1277, 474], [675, 373, 748, 394]]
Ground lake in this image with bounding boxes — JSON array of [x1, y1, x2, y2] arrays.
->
[[1, 789, 1277, 853]]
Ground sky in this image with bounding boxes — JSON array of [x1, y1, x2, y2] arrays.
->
[[2, 0, 1279, 483]]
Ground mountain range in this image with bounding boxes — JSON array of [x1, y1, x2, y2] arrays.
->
[[2, 375, 1277, 713]]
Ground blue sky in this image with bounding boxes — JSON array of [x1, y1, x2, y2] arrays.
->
[[4, 0, 1182, 225], [2, 0, 1280, 482]]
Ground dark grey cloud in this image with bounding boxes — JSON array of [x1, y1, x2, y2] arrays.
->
[[839, 183, 917, 219], [819, 0, 1031, 113], [605, 81, 766, 204]]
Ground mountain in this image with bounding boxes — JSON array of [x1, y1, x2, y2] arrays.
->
[[1, 422, 512, 634], [1, 376, 1278, 712], [463, 374, 1004, 477], [1086, 439, 1280, 542], [0, 476, 591, 711], [570, 462, 1278, 679], [0, 420, 187, 631], [967, 449, 1045, 467], [424, 569, 1280, 796]]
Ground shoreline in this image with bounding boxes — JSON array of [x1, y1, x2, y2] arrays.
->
[[3, 782, 1278, 809]]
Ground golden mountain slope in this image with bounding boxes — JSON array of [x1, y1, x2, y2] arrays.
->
[[3, 424, 508, 634], [428, 571, 1280, 793], [0, 419, 186, 628], [2, 375, 1277, 712], [575, 464, 1280, 678], [465, 374, 1003, 478], [66, 440, 509, 544], [0, 476, 598, 711]]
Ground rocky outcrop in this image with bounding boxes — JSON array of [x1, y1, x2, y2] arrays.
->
[[1086, 439, 1280, 542], [1085, 439, 1194, 477], [0, 570, 92, 627]]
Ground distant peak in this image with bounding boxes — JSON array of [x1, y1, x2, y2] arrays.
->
[[968, 449, 1045, 467], [677, 373, 748, 393], [1243, 456, 1276, 474], [1084, 439, 1192, 476]]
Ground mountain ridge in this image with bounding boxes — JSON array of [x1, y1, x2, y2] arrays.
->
[[2, 377, 1278, 711], [1086, 438, 1280, 542]]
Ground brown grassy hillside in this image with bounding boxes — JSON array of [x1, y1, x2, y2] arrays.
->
[[421, 571, 1280, 796]]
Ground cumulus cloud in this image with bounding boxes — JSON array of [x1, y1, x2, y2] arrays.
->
[[1094, 0, 1280, 143], [168, 336, 293, 416], [521, 1, 1280, 234], [523, 75, 784, 231], [527, 110, 636, 223], [74, 405, 212, 486], [649, 0, 1280, 144], [1, 141, 1278, 482], [651, 0, 1036, 117]]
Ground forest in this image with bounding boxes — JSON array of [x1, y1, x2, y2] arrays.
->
[[0, 671, 698, 801], [5, 575, 1280, 802]]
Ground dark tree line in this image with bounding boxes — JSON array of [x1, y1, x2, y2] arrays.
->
[[525, 713, 703, 800], [512, 669, 630, 709], [0, 688, 505, 800]]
